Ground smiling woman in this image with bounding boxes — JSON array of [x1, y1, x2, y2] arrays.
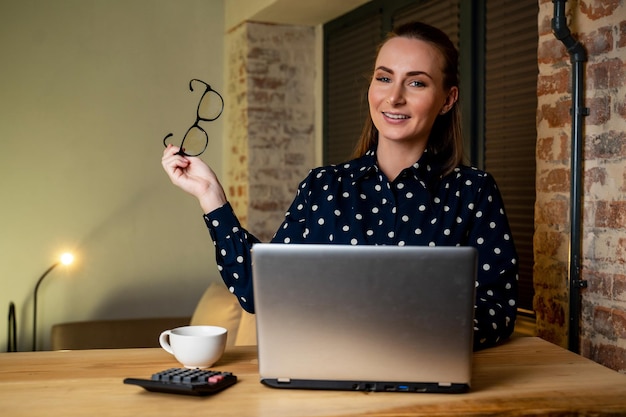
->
[[162, 21, 519, 351], [355, 22, 463, 180], [367, 36, 458, 181]]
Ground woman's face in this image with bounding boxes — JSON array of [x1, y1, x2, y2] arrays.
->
[[368, 36, 457, 147]]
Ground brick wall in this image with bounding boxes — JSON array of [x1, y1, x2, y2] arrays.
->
[[224, 22, 316, 242], [536, 0, 626, 372]]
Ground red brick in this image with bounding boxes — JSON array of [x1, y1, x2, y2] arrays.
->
[[587, 130, 626, 158], [556, 132, 569, 160], [250, 200, 284, 211], [251, 77, 286, 90], [534, 293, 567, 326], [608, 240, 626, 266], [536, 137, 553, 161], [584, 166, 608, 192], [539, 100, 571, 128], [592, 306, 626, 339], [536, 199, 569, 226], [580, 0, 623, 20], [592, 306, 615, 340], [594, 201, 626, 229], [582, 26, 614, 55], [619, 20, 626, 48], [285, 152, 306, 166], [614, 274, 626, 301], [247, 47, 279, 63], [581, 338, 592, 356], [584, 270, 613, 298], [537, 38, 569, 64], [533, 259, 568, 289], [617, 96, 626, 120], [537, 168, 570, 193], [588, 58, 626, 90], [585, 342, 626, 373], [534, 229, 567, 257], [537, 134, 569, 162], [250, 90, 269, 103], [586, 96, 612, 125], [537, 69, 570, 95], [611, 309, 626, 339]]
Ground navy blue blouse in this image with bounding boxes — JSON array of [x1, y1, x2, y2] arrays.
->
[[205, 149, 519, 349]]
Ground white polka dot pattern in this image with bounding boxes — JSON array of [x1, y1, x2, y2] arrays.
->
[[205, 150, 519, 350]]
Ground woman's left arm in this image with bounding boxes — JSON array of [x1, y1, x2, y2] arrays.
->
[[468, 173, 519, 350]]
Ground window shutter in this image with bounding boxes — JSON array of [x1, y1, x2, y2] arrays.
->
[[324, 11, 382, 164], [484, 0, 538, 311], [392, 0, 460, 46]]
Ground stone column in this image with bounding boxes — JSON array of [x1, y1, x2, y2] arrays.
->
[[224, 22, 316, 242]]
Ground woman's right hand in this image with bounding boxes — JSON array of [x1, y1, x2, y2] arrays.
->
[[161, 145, 228, 214]]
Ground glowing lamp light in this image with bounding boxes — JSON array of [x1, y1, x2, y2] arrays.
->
[[60, 253, 74, 266], [32, 252, 75, 351]]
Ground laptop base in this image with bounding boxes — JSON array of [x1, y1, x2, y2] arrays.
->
[[261, 378, 470, 394]]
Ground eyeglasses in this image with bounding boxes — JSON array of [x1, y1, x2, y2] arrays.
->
[[163, 79, 224, 157]]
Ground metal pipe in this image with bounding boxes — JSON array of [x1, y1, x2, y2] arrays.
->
[[551, 0, 589, 353]]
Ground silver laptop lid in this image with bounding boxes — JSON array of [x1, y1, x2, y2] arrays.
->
[[251, 243, 477, 393]]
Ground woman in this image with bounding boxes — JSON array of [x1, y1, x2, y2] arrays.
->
[[162, 22, 518, 350]]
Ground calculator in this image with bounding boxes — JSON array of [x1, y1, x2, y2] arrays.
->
[[124, 368, 237, 396]]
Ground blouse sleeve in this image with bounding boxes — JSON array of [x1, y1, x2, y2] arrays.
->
[[468, 173, 519, 350], [204, 173, 313, 313], [204, 203, 260, 313]]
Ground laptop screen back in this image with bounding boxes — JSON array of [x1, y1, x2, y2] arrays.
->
[[251, 243, 477, 393]]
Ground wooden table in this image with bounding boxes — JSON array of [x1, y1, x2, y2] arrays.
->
[[1, 337, 625, 416]]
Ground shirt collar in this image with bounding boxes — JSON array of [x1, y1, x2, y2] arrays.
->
[[348, 148, 443, 185]]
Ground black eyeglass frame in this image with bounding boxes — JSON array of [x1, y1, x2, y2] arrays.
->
[[163, 79, 224, 157]]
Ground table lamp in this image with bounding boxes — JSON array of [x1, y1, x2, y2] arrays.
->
[[32, 252, 74, 351]]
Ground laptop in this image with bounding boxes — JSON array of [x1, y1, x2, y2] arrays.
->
[[251, 243, 477, 393]]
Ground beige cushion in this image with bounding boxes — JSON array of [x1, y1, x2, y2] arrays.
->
[[235, 310, 257, 346], [190, 282, 257, 346], [190, 282, 243, 346]]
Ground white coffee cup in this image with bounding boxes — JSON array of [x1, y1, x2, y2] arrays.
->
[[159, 325, 227, 369]]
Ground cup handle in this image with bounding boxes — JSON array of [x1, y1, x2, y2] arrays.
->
[[159, 330, 174, 355]]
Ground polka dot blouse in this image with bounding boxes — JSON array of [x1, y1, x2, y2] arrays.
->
[[205, 149, 519, 350]]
